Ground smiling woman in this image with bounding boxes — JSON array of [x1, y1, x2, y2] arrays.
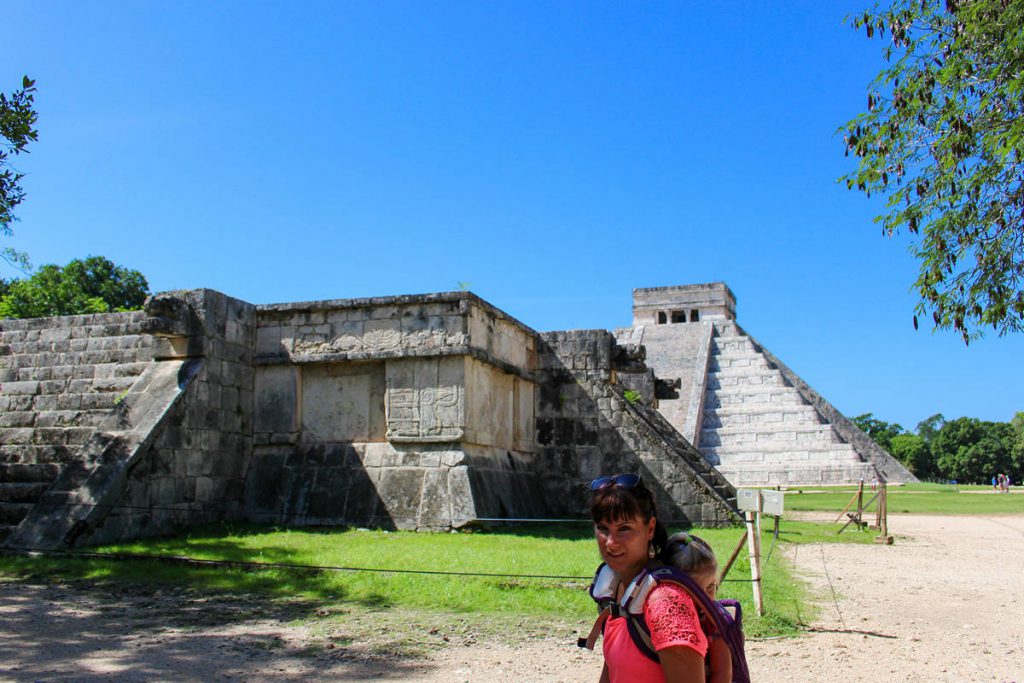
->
[[586, 474, 707, 683]]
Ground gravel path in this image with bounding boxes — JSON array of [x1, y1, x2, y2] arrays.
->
[[1, 513, 1022, 682]]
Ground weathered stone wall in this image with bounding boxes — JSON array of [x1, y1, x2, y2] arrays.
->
[[0, 312, 153, 540], [79, 290, 257, 544], [534, 330, 738, 528], [632, 283, 737, 325], [4, 290, 258, 549], [616, 322, 714, 445], [244, 293, 545, 530]]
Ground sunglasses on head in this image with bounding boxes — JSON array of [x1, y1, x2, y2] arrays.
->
[[590, 473, 641, 491]]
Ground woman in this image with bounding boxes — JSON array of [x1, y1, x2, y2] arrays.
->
[[590, 473, 707, 683]]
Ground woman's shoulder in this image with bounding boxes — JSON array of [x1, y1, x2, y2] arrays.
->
[[643, 580, 708, 654]]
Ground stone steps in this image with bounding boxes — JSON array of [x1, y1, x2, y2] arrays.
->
[[699, 423, 842, 447], [706, 369, 785, 390], [701, 442, 860, 463], [704, 386, 807, 407], [0, 482, 50, 503], [702, 404, 821, 428], [717, 462, 878, 486], [0, 502, 34, 526]]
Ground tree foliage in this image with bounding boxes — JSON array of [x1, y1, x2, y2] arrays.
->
[[841, 0, 1024, 342], [1, 76, 38, 272], [852, 412, 904, 451], [0, 256, 149, 319], [856, 409, 1019, 483]]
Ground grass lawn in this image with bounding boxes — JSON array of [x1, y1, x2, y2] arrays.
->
[[780, 482, 1024, 515], [0, 517, 871, 640]]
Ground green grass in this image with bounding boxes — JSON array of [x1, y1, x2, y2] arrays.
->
[[779, 482, 1024, 515], [0, 518, 877, 640]]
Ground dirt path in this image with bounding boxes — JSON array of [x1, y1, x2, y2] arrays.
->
[[1, 514, 1022, 682]]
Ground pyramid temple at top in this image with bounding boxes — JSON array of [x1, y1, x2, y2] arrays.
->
[[617, 282, 907, 486]]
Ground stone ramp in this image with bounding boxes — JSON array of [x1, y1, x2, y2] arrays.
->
[[0, 312, 154, 542], [698, 321, 888, 486], [4, 359, 203, 550]]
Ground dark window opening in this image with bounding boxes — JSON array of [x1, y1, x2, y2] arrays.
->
[[657, 311, 667, 324], [690, 309, 700, 322], [670, 310, 686, 323]]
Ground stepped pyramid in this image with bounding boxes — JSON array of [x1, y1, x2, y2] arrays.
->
[[617, 283, 915, 487]]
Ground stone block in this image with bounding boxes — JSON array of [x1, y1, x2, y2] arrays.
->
[[3, 381, 39, 395], [376, 468, 423, 528], [254, 366, 298, 434]]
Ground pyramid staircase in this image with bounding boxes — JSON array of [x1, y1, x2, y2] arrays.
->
[[698, 321, 877, 486]]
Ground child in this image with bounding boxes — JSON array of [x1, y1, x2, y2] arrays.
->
[[664, 532, 733, 683]]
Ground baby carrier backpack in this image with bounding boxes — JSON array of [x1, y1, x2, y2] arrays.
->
[[579, 563, 751, 683]]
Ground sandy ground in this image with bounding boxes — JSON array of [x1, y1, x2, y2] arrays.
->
[[1, 513, 1022, 682]]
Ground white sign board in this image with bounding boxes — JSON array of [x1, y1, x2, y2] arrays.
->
[[737, 489, 761, 512], [760, 489, 785, 516]]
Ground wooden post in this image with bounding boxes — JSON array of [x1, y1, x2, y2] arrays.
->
[[875, 481, 894, 544], [719, 530, 748, 582], [744, 510, 763, 616], [856, 480, 864, 525]]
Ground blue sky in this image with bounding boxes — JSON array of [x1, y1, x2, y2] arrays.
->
[[4, 1, 1021, 430]]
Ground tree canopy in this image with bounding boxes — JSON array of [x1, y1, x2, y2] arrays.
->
[[841, 0, 1024, 342], [0, 256, 149, 319], [0, 76, 38, 272], [856, 409, 1019, 483]]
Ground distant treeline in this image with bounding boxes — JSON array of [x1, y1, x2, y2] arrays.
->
[[853, 413, 1024, 485]]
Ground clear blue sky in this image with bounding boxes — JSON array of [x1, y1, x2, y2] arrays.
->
[[4, 1, 1021, 430]]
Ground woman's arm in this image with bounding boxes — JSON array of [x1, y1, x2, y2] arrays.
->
[[658, 645, 706, 683], [707, 638, 732, 683]]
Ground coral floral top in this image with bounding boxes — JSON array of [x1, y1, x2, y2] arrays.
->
[[603, 582, 708, 683]]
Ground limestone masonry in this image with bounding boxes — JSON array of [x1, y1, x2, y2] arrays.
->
[[0, 283, 914, 549]]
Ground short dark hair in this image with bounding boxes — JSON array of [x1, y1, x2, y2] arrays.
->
[[589, 476, 668, 557]]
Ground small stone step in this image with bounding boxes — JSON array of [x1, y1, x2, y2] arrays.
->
[[702, 404, 820, 428], [700, 424, 842, 447], [717, 463, 877, 486], [700, 442, 859, 461], [708, 356, 770, 372], [706, 371, 784, 390], [0, 463, 62, 483], [0, 502, 34, 525], [705, 387, 806, 408], [0, 482, 50, 503]]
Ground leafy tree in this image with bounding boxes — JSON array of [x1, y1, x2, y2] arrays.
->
[[915, 412, 946, 444], [1, 76, 38, 272], [930, 416, 1013, 483], [890, 432, 936, 479], [1011, 411, 1024, 478], [0, 256, 149, 319], [841, 1, 1024, 342], [852, 412, 905, 451]]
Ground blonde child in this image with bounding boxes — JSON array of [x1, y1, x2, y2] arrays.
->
[[664, 532, 733, 683]]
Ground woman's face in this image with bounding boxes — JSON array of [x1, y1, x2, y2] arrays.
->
[[594, 513, 655, 578]]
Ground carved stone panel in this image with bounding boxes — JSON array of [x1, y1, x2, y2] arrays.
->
[[385, 358, 465, 443]]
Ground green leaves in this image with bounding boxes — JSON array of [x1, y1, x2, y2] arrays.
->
[[0, 75, 39, 232], [841, 1, 1024, 342], [0, 255, 150, 319]]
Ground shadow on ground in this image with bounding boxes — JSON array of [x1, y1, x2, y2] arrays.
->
[[0, 579, 436, 681]]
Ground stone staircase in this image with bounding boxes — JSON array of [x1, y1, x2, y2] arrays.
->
[[0, 313, 152, 544], [698, 322, 877, 486]]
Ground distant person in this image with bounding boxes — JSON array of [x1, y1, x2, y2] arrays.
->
[[871, 476, 879, 492], [993, 475, 999, 491]]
